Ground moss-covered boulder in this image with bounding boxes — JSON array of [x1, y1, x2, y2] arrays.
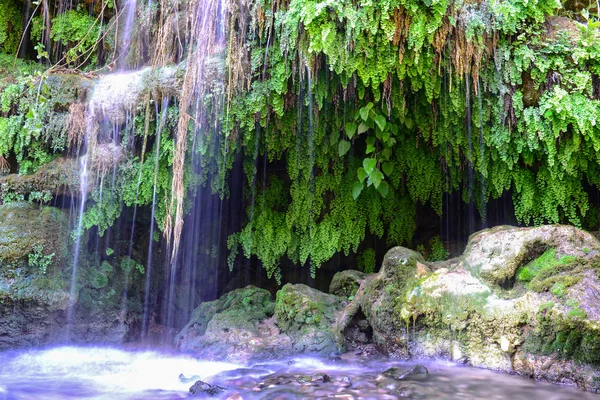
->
[[176, 286, 290, 363], [334, 247, 429, 357], [0, 202, 143, 348], [275, 283, 345, 354], [337, 225, 600, 391], [463, 225, 598, 286], [329, 270, 366, 298], [177, 283, 348, 361]]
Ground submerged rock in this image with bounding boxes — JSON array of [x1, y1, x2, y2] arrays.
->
[[382, 365, 428, 380], [189, 380, 224, 396]]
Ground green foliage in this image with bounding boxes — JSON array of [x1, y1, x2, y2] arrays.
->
[[428, 236, 449, 262], [31, 7, 103, 67], [0, 0, 23, 55], [357, 248, 376, 273], [120, 257, 145, 275], [28, 190, 52, 205], [28, 243, 55, 274], [222, 0, 599, 278]]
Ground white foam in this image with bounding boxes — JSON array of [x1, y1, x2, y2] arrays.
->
[[0, 346, 240, 395]]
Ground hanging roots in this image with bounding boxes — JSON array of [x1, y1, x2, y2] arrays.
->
[[67, 103, 88, 151], [0, 156, 9, 174]]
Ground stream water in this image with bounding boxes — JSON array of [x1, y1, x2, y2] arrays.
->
[[0, 346, 597, 399]]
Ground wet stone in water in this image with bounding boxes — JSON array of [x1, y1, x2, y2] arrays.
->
[[189, 380, 225, 396], [382, 365, 429, 380]]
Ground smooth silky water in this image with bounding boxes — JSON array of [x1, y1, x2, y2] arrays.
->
[[0, 346, 597, 399]]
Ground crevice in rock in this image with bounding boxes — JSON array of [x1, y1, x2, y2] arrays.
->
[[501, 240, 550, 290], [343, 307, 377, 355]]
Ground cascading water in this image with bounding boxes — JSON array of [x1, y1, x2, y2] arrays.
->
[[65, 103, 93, 339]]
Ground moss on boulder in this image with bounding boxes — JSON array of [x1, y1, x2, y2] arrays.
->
[[275, 283, 344, 354], [329, 269, 366, 298], [176, 286, 289, 363], [335, 225, 600, 391]]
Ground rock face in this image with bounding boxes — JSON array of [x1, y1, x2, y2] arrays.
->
[[329, 269, 366, 298], [178, 225, 600, 392], [0, 202, 143, 349], [336, 225, 600, 392]]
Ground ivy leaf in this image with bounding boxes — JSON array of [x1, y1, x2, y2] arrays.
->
[[345, 122, 357, 139], [370, 170, 384, 189], [363, 158, 377, 175], [377, 181, 390, 198], [358, 122, 369, 134], [359, 106, 370, 121], [338, 140, 351, 157], [357, 167, 367, 183], [382, 162, 394, 176], [405, 118, 414, 129], [380, 148, 392, 160], [330, 131, 339, 146], [366, 144, 376, 154], [352, 181, 364, 200], [374, 114, 386, 131]]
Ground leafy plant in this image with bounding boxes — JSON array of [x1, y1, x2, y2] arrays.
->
[[28, 243, 55, 274], [428, 236, 449, 261]]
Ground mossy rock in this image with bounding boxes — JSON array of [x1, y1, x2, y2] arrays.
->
[[176, 286, 274, 340], [275, 283, 345, 354], [463, 225, 599, 286], [176, 286, 289, 363], [329, 269, 366, 298], [0, 202, 70, 274]]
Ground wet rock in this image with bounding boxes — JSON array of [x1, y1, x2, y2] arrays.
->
[[0, 202, 141, 348], [176, 286, 293, 363], [334, 247, 429, 357], [462, 225, 597, 286], [189, 380, 224, 396], [0, 143, 123, 199], [382, 365, 428, 380], [275, 283, 345, 354], [329, 270, 367, 298], [333, 225, 600, 391], [310, 373, 331, 383]]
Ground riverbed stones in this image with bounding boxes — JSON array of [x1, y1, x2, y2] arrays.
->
[[189, 380, 225, 396]]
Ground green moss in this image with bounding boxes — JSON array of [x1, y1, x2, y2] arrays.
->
[[517, 249, 576, 282], [90, 270, 109, 289], [550, 282, 567, 298]]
